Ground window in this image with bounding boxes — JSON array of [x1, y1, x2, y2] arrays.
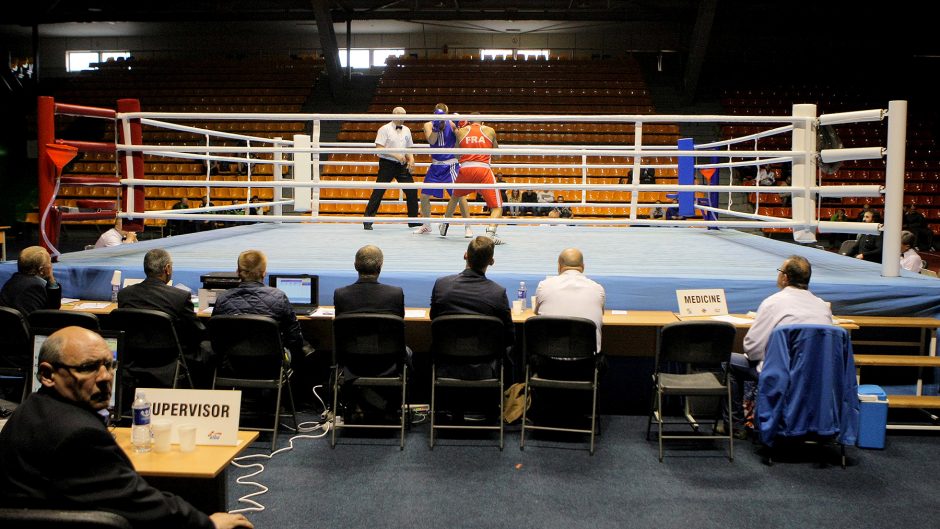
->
[[66, 50, 130, 72], [372, 49, 405, 67], [338, 48, 403, 69], [480, 49, 514, 60], [518, 49, 550, 60]]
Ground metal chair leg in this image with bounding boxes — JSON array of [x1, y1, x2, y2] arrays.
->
[[429, 365, 436, 449], [399, 365, 407, 450]]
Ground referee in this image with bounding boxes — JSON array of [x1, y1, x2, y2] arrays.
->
[[363, 106, 420, 229]]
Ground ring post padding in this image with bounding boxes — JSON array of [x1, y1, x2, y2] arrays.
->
[[293, 134, 313, 214], [677, 138, 695, 217]]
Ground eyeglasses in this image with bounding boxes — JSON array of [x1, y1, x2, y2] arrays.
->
[[53, 359, 118, 375]]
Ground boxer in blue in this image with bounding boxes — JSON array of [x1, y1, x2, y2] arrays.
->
[[414, 103, 473, 238]]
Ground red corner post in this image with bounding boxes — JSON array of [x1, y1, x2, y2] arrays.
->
[[36, 96, 62, 255], [116, 98, 146, 233]]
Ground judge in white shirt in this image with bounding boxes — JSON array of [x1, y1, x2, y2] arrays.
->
[[94, 218, 138, 248], [900, 230, 923, 272], [534, 248, 606, 351]]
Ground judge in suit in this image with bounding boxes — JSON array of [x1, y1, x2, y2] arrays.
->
[[333, 245, 405, 318], [117, 249, 212, 370], [0, 327, 252, 529], [333, 245, 408, 418], [0, 246, 62, 316]]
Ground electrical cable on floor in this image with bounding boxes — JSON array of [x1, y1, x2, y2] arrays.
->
[[228, 384, 330, 514]]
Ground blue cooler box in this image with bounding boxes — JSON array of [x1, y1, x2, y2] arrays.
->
[[857, 384, 888, 449]]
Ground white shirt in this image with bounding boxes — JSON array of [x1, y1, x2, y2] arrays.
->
[[94, 228, 124, 248], [375, 121, 413, 163], [534, 270, 606, 350], [743, 286, 832, 367], [901, 248, 923, 272], [537, 191, 554, 203], [757, 167, 775, 186]]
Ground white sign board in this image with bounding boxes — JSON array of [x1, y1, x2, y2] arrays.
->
[[676, 288, 729, 317], [138, 388, 241, 446]]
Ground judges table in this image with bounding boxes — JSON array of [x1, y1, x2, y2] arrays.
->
[[114, 428, 258, 514]]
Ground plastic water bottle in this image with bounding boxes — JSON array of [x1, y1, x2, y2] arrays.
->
[[110, 270, 122, 303], [517, 281, 527, 309], [132, 392, 152, 453]]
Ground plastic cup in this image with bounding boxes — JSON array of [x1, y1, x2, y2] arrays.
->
[[152, 420, 172, 453], [178, 424, 197, 453], [512, 299, 524, 314]]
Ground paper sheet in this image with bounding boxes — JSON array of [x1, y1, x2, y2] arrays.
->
[[75, 302, 111, 310], [405, 309, 427, 318], [710, 314, 755, 324]]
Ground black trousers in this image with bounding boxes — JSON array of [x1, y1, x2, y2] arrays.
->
[[364, 158, 419, 226]]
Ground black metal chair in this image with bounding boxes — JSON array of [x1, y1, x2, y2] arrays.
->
[[331, 313, 408, 449], [107, 308, 193, 416], [209, 315, 298, 451], [28, 309, 100, 331], [429, 314, 506, 450], [520, 315, 601, 455], [0, 306, 32, 403], [646, 320, 736, 462], [0, 508, 131, 529]]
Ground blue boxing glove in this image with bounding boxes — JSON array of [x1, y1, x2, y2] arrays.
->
[[433, 108, 445, 132]]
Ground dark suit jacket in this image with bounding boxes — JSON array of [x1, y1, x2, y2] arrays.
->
[[0, 272, 62, 316], [430, 268, 514, 348], [117, 277, 210, 363], [857, 233, 884, 263], [0, 389, 213, 529], [333, 278, 405, 317]]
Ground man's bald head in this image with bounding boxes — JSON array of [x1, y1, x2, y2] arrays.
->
[[558, 248, 585, 273]]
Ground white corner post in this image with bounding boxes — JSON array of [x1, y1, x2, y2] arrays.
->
[[881, 100, 907, 277], [272, 137, 283, 219], [791, 104, 817, 243], [293, 134, 313, 213]]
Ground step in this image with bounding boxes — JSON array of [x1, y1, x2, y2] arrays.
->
[[884, 395, 940, 409], [854, 354, 940, 367]]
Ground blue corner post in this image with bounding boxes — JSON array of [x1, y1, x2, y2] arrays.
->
[[677, 138, 695, 217]]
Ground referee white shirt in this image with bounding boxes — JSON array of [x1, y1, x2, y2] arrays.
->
[[535, 269, 606, 351], [375, 121, 413, 163]]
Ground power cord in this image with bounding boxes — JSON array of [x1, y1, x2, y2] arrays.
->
[[228, 384, 330, 514]]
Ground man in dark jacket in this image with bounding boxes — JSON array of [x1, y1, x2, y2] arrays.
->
[[211, 249, 309, 362], [0, 245, 62, 316], [0, 326, 252, 529], [430, 236, 514, 379], [118, 249, 212, 380]]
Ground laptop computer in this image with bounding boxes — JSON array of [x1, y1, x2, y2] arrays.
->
[[268, 274, 319, 315], [31, 328, 125, 420]]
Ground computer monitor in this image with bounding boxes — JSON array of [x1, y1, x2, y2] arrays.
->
[[268, 273, 319, 313], [31, 328, 124, 419]]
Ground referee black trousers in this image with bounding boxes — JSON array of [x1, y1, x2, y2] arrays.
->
[[363, 158, 420, 227]]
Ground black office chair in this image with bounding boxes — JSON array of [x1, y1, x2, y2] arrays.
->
[[429, 314, 506, 450], [646, 320, 736, 462], [209, 315, 299, 451], [0, 306, 32, 403], [28, 309, 100, 331], [0, 508, 131, 529], [331, 313, 408, 449], [520, 315, 601, 455], [108, 308, 193, 416]]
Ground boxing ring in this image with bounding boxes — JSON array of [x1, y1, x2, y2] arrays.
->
[[5, 99, 939, 317]]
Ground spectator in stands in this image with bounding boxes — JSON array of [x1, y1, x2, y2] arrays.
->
[[828, 208, 848, 248], [664, 198, 685, 221], [333, 245, 408, 420], [536, 189, 554, 216], [0, 327, 253, 529], [0, 246, 61, 316], [535, 248, 605, 350], [904, 203, 933, 251], [552, 196, 573, 219], [900, 231, 923, 272], [249, 196, 267, 217], [211, 250, 312, 364], [363, 106, 419, 230], [521, 189, 538, 216], [430, 236, 514, 380], [94, 219, 138, 248], [168, 197, 191, 236], [639, 167, 656, 185], [854, 210, 884, 263], [855, 203, 873, 222], [507, 189, 522, 217], [117, 249, 212, 383], [728, 255, 832, 436], [757, 165, 775, 186], [650, 200, 665, 220]]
